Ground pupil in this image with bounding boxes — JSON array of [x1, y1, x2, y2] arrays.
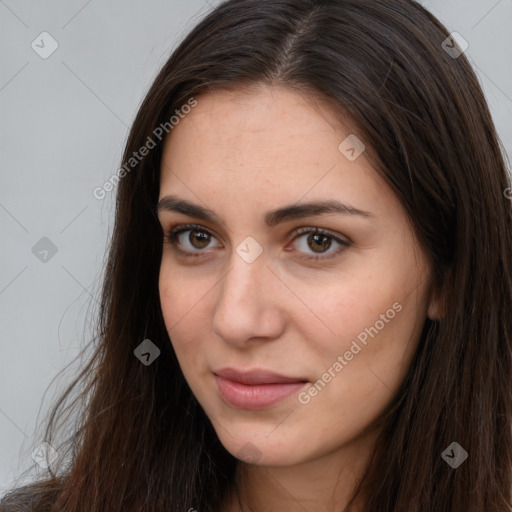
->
[[309, 233, 331, 253], [191, 230, 210, 248]]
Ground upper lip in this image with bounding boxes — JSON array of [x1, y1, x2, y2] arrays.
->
[[214, 367, 308, 385]]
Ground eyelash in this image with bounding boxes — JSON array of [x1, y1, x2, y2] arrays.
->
[[163, 223, 350, 261]]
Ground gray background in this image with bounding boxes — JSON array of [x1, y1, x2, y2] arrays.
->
[[1, 0, 511, 495]]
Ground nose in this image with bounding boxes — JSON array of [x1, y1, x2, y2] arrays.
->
[[212, 248, 285, 347]]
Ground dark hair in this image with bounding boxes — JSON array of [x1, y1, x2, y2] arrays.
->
[[2, 0, 511, 510]]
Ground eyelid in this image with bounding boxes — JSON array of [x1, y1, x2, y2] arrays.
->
[[291, 226, 350, 261], [164, 223, 220, 258], [293, 226, 351, 245], [163, 223, 350, 260]]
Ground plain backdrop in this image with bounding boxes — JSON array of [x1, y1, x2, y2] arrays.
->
[[1, 0, 511, 496]]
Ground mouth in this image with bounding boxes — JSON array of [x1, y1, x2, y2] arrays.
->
[[213, 367, 309, 410]]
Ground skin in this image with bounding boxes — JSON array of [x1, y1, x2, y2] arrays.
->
[[157, 84, 441, 512]]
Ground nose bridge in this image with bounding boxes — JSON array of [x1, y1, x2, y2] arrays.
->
[[212, 243, 282, 344], [227, 253, 262, 301]]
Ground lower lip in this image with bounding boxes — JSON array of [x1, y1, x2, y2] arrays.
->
[[215, 375, 308, 410]]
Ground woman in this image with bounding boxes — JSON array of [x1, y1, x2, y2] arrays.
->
[[2, 0, 511, 510]]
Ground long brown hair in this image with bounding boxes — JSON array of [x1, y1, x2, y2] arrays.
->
[[2, 0, 511, 510]]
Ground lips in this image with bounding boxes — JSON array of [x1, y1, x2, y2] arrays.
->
[[213, 367, 309, 409]]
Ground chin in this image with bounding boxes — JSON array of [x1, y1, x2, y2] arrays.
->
[[215, 428, 309, 467]]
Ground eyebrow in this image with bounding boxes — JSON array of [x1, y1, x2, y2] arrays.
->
[[157, 195, 373, 227], [156, 195, 374, 227]]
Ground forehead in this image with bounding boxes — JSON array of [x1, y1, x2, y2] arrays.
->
[[161, 86, 365, 177], [165, 85, 349, 147], [158, 85, 401, 226]]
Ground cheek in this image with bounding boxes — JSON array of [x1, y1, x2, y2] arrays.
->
[[296, 284, 425, 437], [158, 264, 207, 362], [159, 267, 181, 332], [304, 266, 426, 374]]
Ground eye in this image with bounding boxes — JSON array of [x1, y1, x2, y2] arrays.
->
[[164, 224, 221, 258], [163, 224, 350, 261], [290, 227, 350, 260]]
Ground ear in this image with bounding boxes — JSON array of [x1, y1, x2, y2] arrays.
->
[[427, 287, 445, 321]]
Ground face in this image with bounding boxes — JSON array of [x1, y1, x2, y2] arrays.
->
[[157, 84, 438, 468]]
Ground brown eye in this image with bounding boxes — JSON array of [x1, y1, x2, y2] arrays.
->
[[187, 229, 211, 249], [307, 233, 332, 253], [292, 227, 350, 260], [164, 224, 221, 256]]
